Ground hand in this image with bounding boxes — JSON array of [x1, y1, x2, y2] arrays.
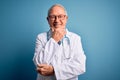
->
[[37, 64, 54, 76], [51, 28, 66, 42]]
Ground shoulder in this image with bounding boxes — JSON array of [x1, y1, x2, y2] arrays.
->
[[37, 32, 47, 38], [68, 31, 81, 40], [36, 32, 47, 41]]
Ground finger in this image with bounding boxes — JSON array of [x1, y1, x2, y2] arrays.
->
[[37, 69, 45, 76], [58, 29, 66, 35], [56, 27, 65, 31], [36, 67, 41, 71], [36, 67, 41, 73], [37, 64, 43, 68], [55, 28, 66, 33], [37, 64, 46, 68], [37, 67, 47, 73], [41, 71, 47, 76]]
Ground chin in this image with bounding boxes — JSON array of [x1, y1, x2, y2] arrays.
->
[[54, 26, 61, 28]]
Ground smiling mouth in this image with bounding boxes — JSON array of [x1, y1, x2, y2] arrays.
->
[[53, 23, 61, 27]]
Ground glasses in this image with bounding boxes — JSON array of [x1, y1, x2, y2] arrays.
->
[[48, 15, 66, 20]]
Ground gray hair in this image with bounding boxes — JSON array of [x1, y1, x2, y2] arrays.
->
[[47, 4, 68, 16]]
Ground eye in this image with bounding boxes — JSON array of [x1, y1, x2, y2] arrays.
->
[[48, 15, 66, 20], [58, 15, 66, 20], [49, 15, 55, 18], [58, 15, 64, 18]]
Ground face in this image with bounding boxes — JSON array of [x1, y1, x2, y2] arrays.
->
[[47, 6, 68, 29]]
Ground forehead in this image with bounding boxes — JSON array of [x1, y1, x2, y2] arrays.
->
[[49, 6, 66, 15]]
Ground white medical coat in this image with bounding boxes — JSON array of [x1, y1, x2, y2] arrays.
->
[[33, 29, 86, 80]]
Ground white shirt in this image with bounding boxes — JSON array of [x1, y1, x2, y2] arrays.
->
[[33, 29, 86, 80]]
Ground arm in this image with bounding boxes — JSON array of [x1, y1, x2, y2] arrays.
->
[[33, 28, 66, 65], [33, 34, 60, 76], [33, 28, 66, 77], [33, 34, 60, 65], [51, 36, 86, 80]]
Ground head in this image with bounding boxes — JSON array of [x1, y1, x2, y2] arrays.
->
[[47, 4, 68, 29]]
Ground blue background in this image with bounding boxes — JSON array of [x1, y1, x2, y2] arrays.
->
[[0, 0, 120, 80]]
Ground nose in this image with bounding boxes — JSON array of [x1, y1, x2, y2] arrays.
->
[[54, 16, 59, 22]]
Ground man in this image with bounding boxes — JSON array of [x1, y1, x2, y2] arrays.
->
[[33, 4, 86, 80]]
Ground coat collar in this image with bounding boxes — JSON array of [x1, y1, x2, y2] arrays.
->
[[47, 28, 71, 44]]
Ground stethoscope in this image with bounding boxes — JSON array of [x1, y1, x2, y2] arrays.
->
[[46, 30, 72, 63]]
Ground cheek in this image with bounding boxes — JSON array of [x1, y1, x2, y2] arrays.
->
[[62, 20, 67, 26], [48, 21, 53, 25]]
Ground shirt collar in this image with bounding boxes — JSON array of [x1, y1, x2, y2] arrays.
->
[[65, 28, 71, 39]]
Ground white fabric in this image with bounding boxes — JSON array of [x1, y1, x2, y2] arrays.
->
[[33, 29, 86, 80]]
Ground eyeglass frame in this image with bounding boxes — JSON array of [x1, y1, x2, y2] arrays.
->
[[48, 15, 67, 20]]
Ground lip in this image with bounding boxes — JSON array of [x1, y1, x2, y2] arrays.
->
[[53, 23, 61, 27]]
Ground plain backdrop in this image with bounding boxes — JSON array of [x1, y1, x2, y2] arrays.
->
[[0, 0, 120, 80]]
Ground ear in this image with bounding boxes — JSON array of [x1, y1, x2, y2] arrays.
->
[[65, 16, 68, 22], [66, 16, 68, 20], [47, 17, 49, 21], [46, 17, 50, 25]]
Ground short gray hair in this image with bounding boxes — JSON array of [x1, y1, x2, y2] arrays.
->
[[47, 4, 68, 16]]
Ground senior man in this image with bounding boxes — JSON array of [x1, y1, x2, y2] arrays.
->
[[33, 4, 86, 80]]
